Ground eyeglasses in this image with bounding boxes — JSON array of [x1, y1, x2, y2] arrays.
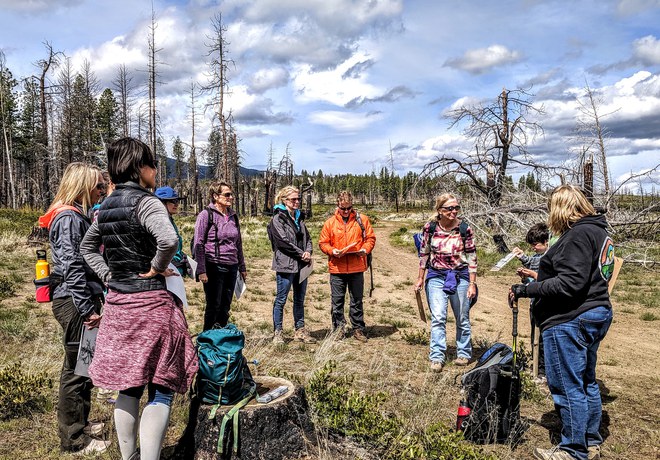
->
[[441, 205, 461, 212], [95, 183, 107, 191], [338, 206, 352, 211], [286, 197, 300, 202], [221, 192, 233, 198], [164, 199, 180, 205]]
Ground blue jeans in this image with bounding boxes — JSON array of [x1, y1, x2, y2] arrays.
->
[[273, 272, 307, 331], [425, 276, 471, 363], [543, 306, 612, 460]]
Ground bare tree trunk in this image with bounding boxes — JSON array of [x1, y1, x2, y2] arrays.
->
[[113, 64, 133, 138], [147, 9, 160, 159], [0, 51, 16, 208], [37, 42, 61, 209], [584, 156, 594, 204]]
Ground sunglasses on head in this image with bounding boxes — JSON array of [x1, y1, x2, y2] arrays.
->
[[339, 206, 352, 211], [441, 205, 461, 212]]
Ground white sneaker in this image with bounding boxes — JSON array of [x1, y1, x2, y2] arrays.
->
[[83, 421, 105, 437], [75, 438, 111, 456], [273, 330, 285, 344]]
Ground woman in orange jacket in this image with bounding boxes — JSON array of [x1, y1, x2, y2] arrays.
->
[[319, 191, 376, 342]]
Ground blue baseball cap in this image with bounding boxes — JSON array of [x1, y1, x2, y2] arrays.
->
[[155, 186, 179, 200]]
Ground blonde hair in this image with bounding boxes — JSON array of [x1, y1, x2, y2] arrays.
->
[[48, 162, 102, 214], [434, 193, 458, 214], [547, 184, 596, 235], [336, 190, 353, 204], [276, 185, 299, 204]]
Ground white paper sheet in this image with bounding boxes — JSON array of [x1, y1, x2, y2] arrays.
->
[[166, 263, 188, 308], [299, 259, 314, 283], [188, 256, 198, 279], [490, 252, 517, 271], [235, 274, 247, 300]]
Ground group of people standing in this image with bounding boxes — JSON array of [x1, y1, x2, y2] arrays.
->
[[41, 136, 611, 460], [42, 137, 377, 458]]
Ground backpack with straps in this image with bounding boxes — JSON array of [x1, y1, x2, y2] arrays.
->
[[459, 343, 521, 444], [196, 324, 256, 455], [190, 207, 214, 260]]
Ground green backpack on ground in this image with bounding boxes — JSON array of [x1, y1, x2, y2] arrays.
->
[[196, 323, 256, 455]]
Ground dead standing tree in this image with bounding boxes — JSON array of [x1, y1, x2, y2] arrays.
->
[[423, 87, 545, 209], [35, 42, 63, 208], [205, 14, 233, 180]]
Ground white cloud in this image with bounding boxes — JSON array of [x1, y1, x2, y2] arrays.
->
[[292, 53, 382, 106], [632, 35, 660, 65], [0, 0, 82, 14], [308, 110, 381, 132], [617, 0, 660, 15], [445, 45, 522, 74], [248, 67, 290, 94]]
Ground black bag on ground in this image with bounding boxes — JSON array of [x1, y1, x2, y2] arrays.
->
[[459, 342, 521, 444]]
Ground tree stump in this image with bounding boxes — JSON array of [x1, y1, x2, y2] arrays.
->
[[179, 376, 317, 460]]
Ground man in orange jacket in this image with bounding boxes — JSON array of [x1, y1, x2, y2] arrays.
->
[[319, 191, 376, 342]]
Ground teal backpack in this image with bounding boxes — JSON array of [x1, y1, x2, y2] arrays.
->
[[196, 324, 256, 455]]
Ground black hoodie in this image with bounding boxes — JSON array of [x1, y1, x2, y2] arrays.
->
[[526, 214, 614, 331]]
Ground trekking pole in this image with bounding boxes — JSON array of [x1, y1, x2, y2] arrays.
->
[[509, 297, 519, 371], [369, 264, 374, 297]]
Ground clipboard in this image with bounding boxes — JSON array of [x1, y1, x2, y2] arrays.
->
[[74, 326, 98, 377], [299, 259, 314, 283], [235, 274, 247, 300], [415, 290, 427, 323]]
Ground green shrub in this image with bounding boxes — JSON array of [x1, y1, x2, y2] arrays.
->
[[402, 329, 429, 346], [640, 312, 658, 321], [0, 274, 15, 299], [0, 363, 52, 420], [0, 307, 35, 340], [307, 361, 496, 460]]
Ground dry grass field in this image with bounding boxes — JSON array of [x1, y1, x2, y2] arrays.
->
[[0, 209, 658, 459]]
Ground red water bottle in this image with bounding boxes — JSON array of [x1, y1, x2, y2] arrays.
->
[[456, 400, 471, 432]]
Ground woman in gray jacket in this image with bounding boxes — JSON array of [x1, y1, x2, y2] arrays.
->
[[39, 162, 109, 455], [269, 186, 316, 344]]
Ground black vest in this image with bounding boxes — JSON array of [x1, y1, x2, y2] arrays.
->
[[98, 182, 165, 293]]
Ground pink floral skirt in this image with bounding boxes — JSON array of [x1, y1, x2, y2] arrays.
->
[[89, 289, 198, 394]]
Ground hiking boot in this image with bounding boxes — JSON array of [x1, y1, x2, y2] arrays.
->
[[454, 357, 469, 366], [353, 329, 368, 343], [272, 330, 285, 344], [430, 361, 444, 373], [83, 421, 105, 437], [533, 447, 575, 460], [75, 439, 111, 456], [294, 327, 317, 344], [588, 445, 601, 460]]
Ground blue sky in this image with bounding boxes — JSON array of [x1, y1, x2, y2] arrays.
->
[[1, 0, 659, 189]]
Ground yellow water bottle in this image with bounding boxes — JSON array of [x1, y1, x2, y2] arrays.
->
[[35, 249, 50, 280]]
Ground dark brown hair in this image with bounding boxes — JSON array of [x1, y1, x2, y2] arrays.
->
[[107, 137, 156, 184]]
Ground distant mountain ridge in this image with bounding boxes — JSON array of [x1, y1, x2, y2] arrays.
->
[[164, 157, 263, 179]]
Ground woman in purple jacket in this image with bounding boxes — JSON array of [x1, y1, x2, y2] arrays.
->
[[193, 181, 247, 330]]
